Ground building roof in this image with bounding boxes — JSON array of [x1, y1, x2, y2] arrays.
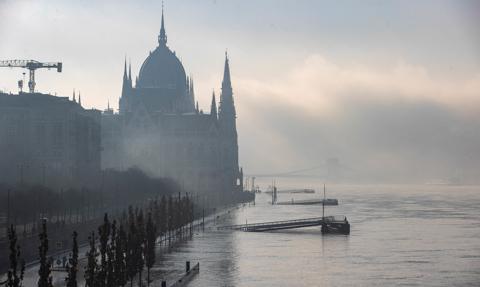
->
[[0, 92, 99, 115]]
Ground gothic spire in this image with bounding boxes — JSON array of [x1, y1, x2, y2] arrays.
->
[[219, 51, 235, 120], [72, 89, 76, 103], [190, 77, 195, 101], [211, 90, 217, 119], [78, 91, 82, 106], [128, 60, 132, 87], [222, 51, 231, 89], [158, 4, 167, 46], [123, 57, 128, 80], [121, 57, 131, 100]]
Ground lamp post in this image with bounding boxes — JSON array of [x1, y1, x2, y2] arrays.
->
[[41, 163, 46, 186], [6, 189, 10, 235]]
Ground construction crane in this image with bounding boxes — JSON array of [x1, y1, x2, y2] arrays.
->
[[0, 60, 62, 93]]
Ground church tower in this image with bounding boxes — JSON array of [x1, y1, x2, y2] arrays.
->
[[219, 52, 241, 191]]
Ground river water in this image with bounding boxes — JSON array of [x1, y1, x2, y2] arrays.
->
[[14, 182, 480, 286], [155, 182, 480, 286]]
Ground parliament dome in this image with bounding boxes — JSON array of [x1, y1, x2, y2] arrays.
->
[[137, 45, 186, 92], [136, 10, 186, 96]]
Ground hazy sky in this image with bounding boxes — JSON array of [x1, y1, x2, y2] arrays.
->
[[1, 0, 479, 182]]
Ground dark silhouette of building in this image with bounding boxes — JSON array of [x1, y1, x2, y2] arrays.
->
[[102, 10, 243, 201], [0, 91, 101, 187]]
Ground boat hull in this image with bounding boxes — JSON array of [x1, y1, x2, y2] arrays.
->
[[321, 221, 350, 235]]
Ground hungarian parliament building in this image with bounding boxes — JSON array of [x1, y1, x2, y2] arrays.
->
[[0, 11, 243, 198]]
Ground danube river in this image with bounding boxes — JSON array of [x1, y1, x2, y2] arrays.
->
[[16, 183, 480, 286], [156, 183, 480, 286]]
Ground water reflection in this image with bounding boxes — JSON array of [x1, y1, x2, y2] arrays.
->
[[153, 223, 238, 286]]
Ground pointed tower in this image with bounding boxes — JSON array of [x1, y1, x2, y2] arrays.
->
[[219, 51, 236, 122], [119, 58, 131, 114], [72, 89, 76, 103], [78, 91, 82, 106], [128, 61, 133, 88], [218, 52, 241, 192], [190, 77, 196, 108], [158, 5, 167, 46], [210, 90, 217, 120]]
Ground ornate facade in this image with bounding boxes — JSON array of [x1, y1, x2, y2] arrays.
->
[[102, 11, 243, 200]]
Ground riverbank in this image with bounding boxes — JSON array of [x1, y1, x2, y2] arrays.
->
[[1, 199, 251, 286]]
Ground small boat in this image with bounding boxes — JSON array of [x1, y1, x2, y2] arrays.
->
[[323, 198, 338, 205], [320, 185, 350, 235], [321, 217, 350, 235]]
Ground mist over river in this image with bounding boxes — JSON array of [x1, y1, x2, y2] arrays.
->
[[156, 182, 480, 286]]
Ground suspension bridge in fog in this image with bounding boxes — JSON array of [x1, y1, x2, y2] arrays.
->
[[246, 163, 354, 178]]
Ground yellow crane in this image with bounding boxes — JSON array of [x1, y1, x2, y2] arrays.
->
[[0, 60, 62, 93]]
